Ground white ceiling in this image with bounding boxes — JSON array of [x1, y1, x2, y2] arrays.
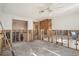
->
[[0, 3, 79, 20]]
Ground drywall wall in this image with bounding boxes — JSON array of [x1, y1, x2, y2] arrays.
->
[[0, 12, 33, 30], [0, 4, 34, 30], [0, 12, 28, 30], [12, 20, 28, 30], [0, 3, 79, 30], [28, 20, 33, 30], [52, 6, 79, 30]]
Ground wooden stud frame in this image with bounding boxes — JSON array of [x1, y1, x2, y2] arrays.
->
[[0, 30, 2, 53], [0, 29, 79, 51], [61, 30, 63, 46]]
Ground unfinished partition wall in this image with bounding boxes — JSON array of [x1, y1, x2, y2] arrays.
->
[[11, 19, 79, 51], [28, 30, 33, 41], [68, 30, 76, 49], [39, 19, 52, 41], [50, 30, 79, 50], [12, 19, 28, 42], [52, 30, 56, 43], [33, 22, 39, 40], [0, 31, 2, 53], [62, 30, 68, 47], [54, 30, 68, 46], [33, 19, 53, 42], [0, 30, 12, 48], [12, 30, 28, 42], [77, 32, 79, 50]]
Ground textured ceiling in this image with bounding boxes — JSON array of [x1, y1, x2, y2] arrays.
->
[[0, 3, 78, 20]]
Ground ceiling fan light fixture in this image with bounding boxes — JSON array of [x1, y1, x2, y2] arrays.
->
[[40, 10, 44, 13]]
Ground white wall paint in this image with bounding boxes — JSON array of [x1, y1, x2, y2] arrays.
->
[[28, 20, 33, 30], [0, 13, 13, 30], [1, 10, 79, 30], [0, 3, 79, 30], [52, 6, 79, 30], [0, 12, 32, 30]]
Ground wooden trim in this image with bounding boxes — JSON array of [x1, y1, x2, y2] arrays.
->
[[68, 30, 70, 48]]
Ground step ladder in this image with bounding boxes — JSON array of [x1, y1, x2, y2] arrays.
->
[[0, 21, 15, 56]]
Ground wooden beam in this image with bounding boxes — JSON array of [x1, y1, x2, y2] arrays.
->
[[32, 30, 33, 41], [10, 30, 12, 47], [15, 31, 16, 42], [47, 30, 50, 42], [61, 30, 63, 46], [68, 30, 70, 48], [56, 30, 58, 44], [0, 30, 2, 53], [4, 30, 7, 48], [40, 30, 43, 40], [51, 30, 53, 43], [42, 30, 44, 40], [27, 30, 29, 41], [19, 31, 21, 41], [76, 31, 78, 50]]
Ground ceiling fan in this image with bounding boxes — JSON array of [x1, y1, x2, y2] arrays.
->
[[39, 3, 63, 13], [40, 4, 52, 13], [40, 6, 52, 13]]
